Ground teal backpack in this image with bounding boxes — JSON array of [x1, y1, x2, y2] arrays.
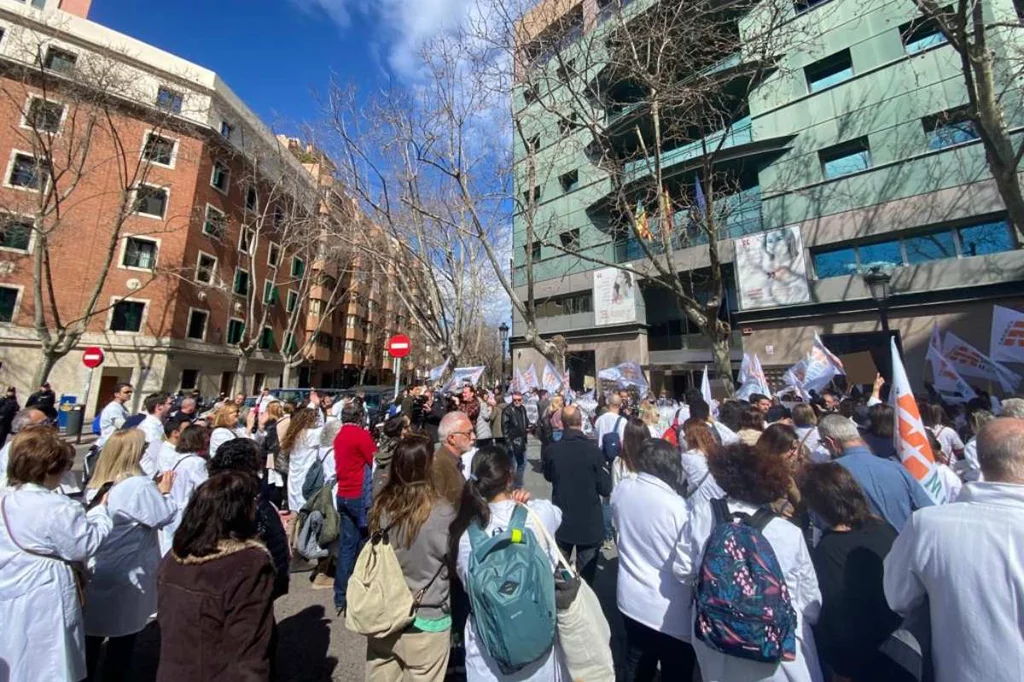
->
[[466, 505, 557, 674]]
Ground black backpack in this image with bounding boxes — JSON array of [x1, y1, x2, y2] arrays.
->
[[601, 416, 625, 463]]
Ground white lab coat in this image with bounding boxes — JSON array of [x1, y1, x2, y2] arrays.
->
[[157, 451, 208, 556], [83, 476, 175, 637], [956, 437, 982, 482], [459, 447, 479, 480], [680, 450, 726, 501], [884, 482, 1024, 682], [611, 473, 694, 641], [0, 484, 113, 681], [456, 499, 569, 682], [0, 442, 78, 494], [96, 400, 129, 449], [209, 426, 251, 460], [285, 427, 335, 511], [138, 414, 164, 477], [794, 426, 828, 463], [674, 498, 824, 682]]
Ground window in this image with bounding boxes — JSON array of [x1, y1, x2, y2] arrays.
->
[[522, 185, 542, 205], [210, 162, 230, 193], [794, 0, 830, 13], [526, 241, 542, 260], [156, 86, 183, 114], [558, 112, 581, 136], [180, 369, 199, 390], [858, 240, 902, 267], [220, 120, 234, 138], [142, 133, 176, 166], [7, 153, 47, 190], [524, 84, 539, 104], [23, 98, 64, 133], [0, 286, 18, 323], [559, 228, 580, 250], [559, 169, 579, 192], [286, 290, 298, 313], [0, 215, 32, 252], [344, 339, 354, 353], [923, 108, 979, 150], [263, 280, 279, 305], [195, 252, 216, 284], [233, 268, 250, 296], [186, 309, 208, 340], [346, 314, 359, 328], [227, 318, 245, 345], [238, 227, 255, 254], [959, 220, 1015, 257], [245, 187, 258, 211], [291, 257, 305, 278], [813, 246, 858, 278], [273, 205, 284, 227], [267, 242, 280, 268], [42, 47, 77, 74], [122, 237, 158, 269], [315, 332, 333, 348], [820, 137, 871, 179], [110, 300, 145, 332], [901, 16, 947, 55], [905, 230, 957, 264], [283, 333, 298, 354], [556, 59, 575, 82], [536, 292, 593, 318], [805, 49, 853, 93], [133, 185, 167, 218], [259, 327, 275, 351], [203, 205, 226, 237]]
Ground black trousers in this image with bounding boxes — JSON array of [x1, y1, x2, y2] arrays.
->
[[623, 616, 696, 682], [86, 633, 138, 682], [556, 540, 601, 585]]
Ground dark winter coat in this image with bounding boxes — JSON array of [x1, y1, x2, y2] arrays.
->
[[254, 496, 290, 599], [541, 429, 612, 546], [25, 389, 56, 419], [502, 404, 529, 453], [157, 539, 276, 682]]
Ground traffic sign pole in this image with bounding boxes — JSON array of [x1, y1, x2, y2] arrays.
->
[[79, 347, 105, 444], [78, 367, 94, 444], [394, 357, 401, 398]]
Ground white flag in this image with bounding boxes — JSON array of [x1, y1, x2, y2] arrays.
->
[[701, 366, 712, 405], [522, 365, 540, 390], [801, 333, 845, 394], [943, 331, 1021, 393], [926, 323, 976, 404], [890, 337, 946, 504], [752, 354, 772, 398], [428, 358, 450, 382], [511, 367, 526, 394], [990, 305, 1024, 364], [738, 354, 754, 385], [541, 361, 562, 393]]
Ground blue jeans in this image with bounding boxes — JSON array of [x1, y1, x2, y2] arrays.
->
[[511, 446, 526, 489], [602, 500, 614, 542], [334, 496, 367, 610]]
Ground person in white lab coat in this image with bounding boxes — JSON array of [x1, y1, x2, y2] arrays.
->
[[884, 418, 1024, 682], [0, 407, 50, 490], [157, 425, 210, 556], [96, 383, 133, 450], [612, 438, 697, 682], [0, 428, 114, 682], [280, 407, 337, 512], [83, 428, 176, 682], [156, 415, 192, 473], [451, 445, 569, 682], [674, 441, 824, 682], [138, 392, 173, 477], [208, 402, 254, 459]]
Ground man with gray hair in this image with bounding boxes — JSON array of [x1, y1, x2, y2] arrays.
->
[[818, 413, 933, 532], [885, 417, 1024, 682], [1000, 397, 1024, 419], [437, 411, 475, 504]]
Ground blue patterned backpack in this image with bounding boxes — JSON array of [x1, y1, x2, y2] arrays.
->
[[694, 498, 797, 663]]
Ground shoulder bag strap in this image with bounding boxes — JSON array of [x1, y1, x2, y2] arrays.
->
[[1, 496, 73, 568], [411, 558, 449, 612], [745, 507, 776, 533], [684, 471, 711, 499], [710, 497, 731, 526], [171, 454, 198, 472]]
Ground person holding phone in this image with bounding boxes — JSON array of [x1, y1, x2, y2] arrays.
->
[[84, 429, 176, 682]]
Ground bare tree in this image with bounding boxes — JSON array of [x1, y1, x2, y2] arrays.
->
[[909, 0, 1024, 242], [474, 0, 798, 394], [0, 24, 192, 385]]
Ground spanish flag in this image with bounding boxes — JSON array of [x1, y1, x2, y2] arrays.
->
[[635, 199, 651, 240]]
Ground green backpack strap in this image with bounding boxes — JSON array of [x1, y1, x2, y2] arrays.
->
[[508, 504, 530, 544], [468, 519, 488, 555]]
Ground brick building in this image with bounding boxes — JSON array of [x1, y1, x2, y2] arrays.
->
[[0, 0, 394, 416]]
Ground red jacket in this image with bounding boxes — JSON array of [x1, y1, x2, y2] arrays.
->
[[333, 423, 376, 498]]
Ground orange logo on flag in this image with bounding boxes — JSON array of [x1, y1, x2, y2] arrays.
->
[[896, 393, 936, 470], [998, 320, 1024, 349]]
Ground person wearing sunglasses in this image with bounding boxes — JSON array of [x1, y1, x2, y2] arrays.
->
[[501, 391, 529, 489]]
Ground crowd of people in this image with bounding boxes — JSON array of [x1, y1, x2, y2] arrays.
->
[[0, 375, 1022, 682]]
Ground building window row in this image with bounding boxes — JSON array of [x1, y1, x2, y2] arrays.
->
[[535, 292, 593, 318], [811, 217, 1017, 279]]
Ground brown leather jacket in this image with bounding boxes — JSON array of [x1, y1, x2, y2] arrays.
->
[[157, 539, 275, 681]]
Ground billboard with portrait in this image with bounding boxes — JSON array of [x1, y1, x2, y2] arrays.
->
[[734, 226, 811, 310], [593, 267, 638, 326]]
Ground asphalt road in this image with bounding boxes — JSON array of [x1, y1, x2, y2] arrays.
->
[[76, 436, 626, 681]]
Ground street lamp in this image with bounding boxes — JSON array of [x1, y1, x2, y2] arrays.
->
[[861, 266, 892, 331], [498, 322, 510, 382]]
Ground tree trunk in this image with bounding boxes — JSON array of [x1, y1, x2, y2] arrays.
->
[[33, 351, 60, 389], [710, 332, 736, 397], [234, 353, 250, 395], [281, 362, 295, 389], [358, 366, 368, 385]]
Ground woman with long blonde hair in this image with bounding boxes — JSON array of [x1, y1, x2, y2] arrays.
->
[[208, 403, 253, 460], [82, 428, 176, 681]]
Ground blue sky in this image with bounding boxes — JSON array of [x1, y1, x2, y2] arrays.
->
[[89, 0, 440, 135]]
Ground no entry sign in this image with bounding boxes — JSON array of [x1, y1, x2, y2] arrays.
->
[[386, 334, 411, 359], [82, 347, 105, 369]]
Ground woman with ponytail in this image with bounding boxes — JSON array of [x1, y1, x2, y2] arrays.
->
[[449, 445, 568, 681]]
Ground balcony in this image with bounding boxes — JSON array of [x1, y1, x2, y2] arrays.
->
[[623, 116, 752, 183]]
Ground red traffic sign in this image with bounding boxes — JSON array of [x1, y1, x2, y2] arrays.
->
[[386, 334, 411, 359], [82, 346, 105, 369]]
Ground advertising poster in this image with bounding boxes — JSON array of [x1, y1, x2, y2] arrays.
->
[[735, 226, 811, 310], [593, 267, 637, 326]]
